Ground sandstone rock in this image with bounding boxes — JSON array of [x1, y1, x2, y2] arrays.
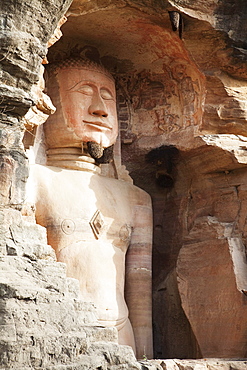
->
[[174, 359, 247, 370], [153, 268, 200, 359], [0, 0, 72, 117], [171, 137, 247, 357], [139, 359, 247, 370], [140, 359, 167, 370], [160, 360, 180, 370], [177, 216, 247, 357]]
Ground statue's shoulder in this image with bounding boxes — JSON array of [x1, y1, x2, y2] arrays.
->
[[25, 164, 49, 206], [100, 175, 152, 207], [29, 163, 52, 176], [28, 164, 55, 186], [130, 182, 152, 207]]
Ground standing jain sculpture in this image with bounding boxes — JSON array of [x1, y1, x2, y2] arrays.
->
[[27, 58, 153, 359]]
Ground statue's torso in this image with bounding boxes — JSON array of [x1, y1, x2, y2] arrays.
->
[[29, 164, 147, 329]]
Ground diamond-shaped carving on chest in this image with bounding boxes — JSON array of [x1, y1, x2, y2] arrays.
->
[[89, 209, 105, 239]]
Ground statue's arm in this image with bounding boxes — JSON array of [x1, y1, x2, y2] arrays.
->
[[23, 165, 46, 227], [22, 164, 37, 215], [125, 194, 153, 360]]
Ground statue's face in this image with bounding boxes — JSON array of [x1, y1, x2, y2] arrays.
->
[[57, 67, 118, 148]]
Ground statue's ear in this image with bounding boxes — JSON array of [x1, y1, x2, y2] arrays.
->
[[95, 145, 114, 164]]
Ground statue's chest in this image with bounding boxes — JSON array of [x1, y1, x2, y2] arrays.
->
[[36, 170, 133, 250]]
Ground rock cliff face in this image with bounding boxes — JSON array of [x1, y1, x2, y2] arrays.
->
[[1, 0, 247, 367]]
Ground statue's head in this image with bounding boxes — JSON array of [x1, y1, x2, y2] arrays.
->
[[44, 58, 118, 154]]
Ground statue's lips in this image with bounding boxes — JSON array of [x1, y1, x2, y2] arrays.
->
[[83, 120, 112, 131]]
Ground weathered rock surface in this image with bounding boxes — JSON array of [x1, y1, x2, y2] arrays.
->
[[148, 135, 247, 358], [141, 359, 247, 370], [0, 0, 72, 115], [174, 136, 247, 358]]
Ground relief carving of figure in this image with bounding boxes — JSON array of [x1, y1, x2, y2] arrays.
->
[[26, 58, 153, 359]]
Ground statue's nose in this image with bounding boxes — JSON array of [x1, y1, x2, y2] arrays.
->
[[90, 109, 108, 118], [88, 95, 108, 118]]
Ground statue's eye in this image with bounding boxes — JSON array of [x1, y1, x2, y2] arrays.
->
[[100, 88, 114, 100], [77, 85, 94, 95]]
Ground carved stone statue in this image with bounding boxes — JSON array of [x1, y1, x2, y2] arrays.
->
[[26, 58, 153, 359]]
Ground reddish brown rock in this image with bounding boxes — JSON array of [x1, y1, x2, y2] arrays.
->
[[174, 137, 247, 357], [177, 216, 247, 357]]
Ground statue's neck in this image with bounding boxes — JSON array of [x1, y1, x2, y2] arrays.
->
[[46, 146, 101, 174]]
